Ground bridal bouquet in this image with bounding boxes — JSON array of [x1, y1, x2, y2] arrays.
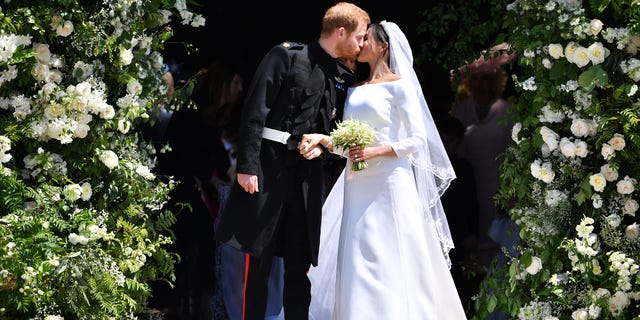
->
[[330, 119, 375, 171]]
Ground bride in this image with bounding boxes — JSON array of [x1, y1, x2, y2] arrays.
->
[[298, 21, 467, 319]]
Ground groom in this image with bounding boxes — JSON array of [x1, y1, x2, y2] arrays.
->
[[214, 2, 370, 319]]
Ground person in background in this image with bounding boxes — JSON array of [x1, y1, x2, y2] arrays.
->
[[450, 44, 515, 268], [214, 3, 370, 320], [156, 58, 244, 320]]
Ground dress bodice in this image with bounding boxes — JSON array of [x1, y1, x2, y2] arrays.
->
[[343, 78, 426, 159]]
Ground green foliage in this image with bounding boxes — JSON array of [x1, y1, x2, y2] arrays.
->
[[0, 0, 204, 318], [471, 0, 640, 318]]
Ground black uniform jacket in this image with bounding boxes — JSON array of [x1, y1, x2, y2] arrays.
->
[[214, 41, 355, 266]]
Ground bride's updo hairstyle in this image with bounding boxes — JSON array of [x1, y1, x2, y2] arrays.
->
[[367, 22, 389, 45]]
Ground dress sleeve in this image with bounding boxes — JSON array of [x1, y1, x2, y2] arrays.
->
[[235, 46, 290, 175], [389, 79, 427, 158]]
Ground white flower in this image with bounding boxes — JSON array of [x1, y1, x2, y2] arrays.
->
[[625, 223, 639, 239], [542, 58, 552, 69], [540, 126, 559, 151], [539, 162, 555, 183], [592, 194, 603, 208], [521, 76, 538, 91], [526, 256, 543, 275], [126, 81, 142, 95], [56, 20, 74, 37], [616, 176, 636, 195], [120, 48, 134, 66], [559, 137, 576, 158], [608, 291, 630, 315], [74, 123, 89, 139], [33, 43, 51, 64], [623, 198, 638, 216], [530, 159, 541, 178], [601, 143, 615, 160], [118, 119, 131, 134], [587, 42, 607, 65], [100, 105, 115, 119], [135, 165, 155, 180], [606, 214, 621, 227], [570, 119, 593, 137], [573, 46, 591, 68], [565, 42, 581, 64], [68, 233, 88, 245], [589, 173, 606, 192], [548, 43, 564, 59], [608, 133, 626, 151], [600, 164, 619, 182], [44, 316, 64, 320], [588, 19, 604, 36], [100, 150, 119, 169], [539, 104, 565, 123], [512, 122, 522, 144], [574, 140, 588, 158], [571, 309, 588, 320], [63, 183, 82, 201], [80, 182, 92, 201]]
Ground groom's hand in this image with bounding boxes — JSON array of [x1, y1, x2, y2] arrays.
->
[[237, 173, 259, 194]]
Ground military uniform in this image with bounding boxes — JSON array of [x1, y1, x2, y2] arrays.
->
[[214, 40, 355, 319]]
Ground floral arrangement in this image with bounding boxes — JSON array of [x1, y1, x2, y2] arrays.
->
[[472, 0, 640, 319], [330, 118, 375, 171], [0, 0, 203, 318]]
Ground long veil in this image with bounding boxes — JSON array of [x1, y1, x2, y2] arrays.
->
[[308, 21, 457, 320]]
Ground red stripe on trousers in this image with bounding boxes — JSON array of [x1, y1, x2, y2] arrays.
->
[[242, 253, 250, 320]]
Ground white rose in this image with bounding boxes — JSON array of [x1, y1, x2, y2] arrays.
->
[[574, 140, 588, 158], [601, 143, 615, 160], [135, 165, 155, 180], [540, 126, 559, 151], [120, 48, 134, 66], [74, 123, 89, 138], [559, 137, 576, 158], [63, 183, 82, 201], [571, 309, 588, 320], [56, 20, 74, 37], [75, 81, 91, 98], [565, 42, 580, 64], [589, 173, 607, 192], [68, 233, 88, 245], [539, 162, 555, 183], [589, 19, 604, 36], [625, 223, 639, 239], [600, 163, 619, 182], [571, 119, 591, 137], [526, 256, 543, 275], [548, 43, 565, 59], [623, 198, 638, 216], [118, 119, 131, 134], [608, 133, 626, 151], [80, 182, 92, 201], [587, 42, 607, 65], [126, 81, 143, 95], [100, 150, 119, 169], [609, 291, 630, 314], [617, 176, 636, 195], [530, 160, 541, 178], [573, 46, 591, 68], [100, 105, 115, 119]]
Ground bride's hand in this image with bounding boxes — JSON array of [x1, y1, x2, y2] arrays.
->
[[349, 146, 369, 162]]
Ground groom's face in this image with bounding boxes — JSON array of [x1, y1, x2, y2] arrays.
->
[[336, 21, 367, 61]]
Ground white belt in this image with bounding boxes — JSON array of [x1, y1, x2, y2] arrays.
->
[[261, 127, 291, 144]]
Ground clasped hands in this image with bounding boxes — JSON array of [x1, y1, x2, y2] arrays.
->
[[298, 133, 369, 163], [238, 134, 371, 194]]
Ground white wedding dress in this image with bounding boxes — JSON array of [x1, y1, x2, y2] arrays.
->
[[309, 78, 467, 320]]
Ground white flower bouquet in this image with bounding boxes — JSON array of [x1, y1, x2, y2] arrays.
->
[[330, 118, 375, 171]]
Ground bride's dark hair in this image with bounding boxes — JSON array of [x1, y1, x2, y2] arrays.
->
[[367, 22, 389, 45]]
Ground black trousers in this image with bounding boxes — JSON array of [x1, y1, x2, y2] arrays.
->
[[243, 183, 312, 320]]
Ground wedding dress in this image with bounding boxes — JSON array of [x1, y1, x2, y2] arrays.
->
[[308, 77, 467, 320]]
